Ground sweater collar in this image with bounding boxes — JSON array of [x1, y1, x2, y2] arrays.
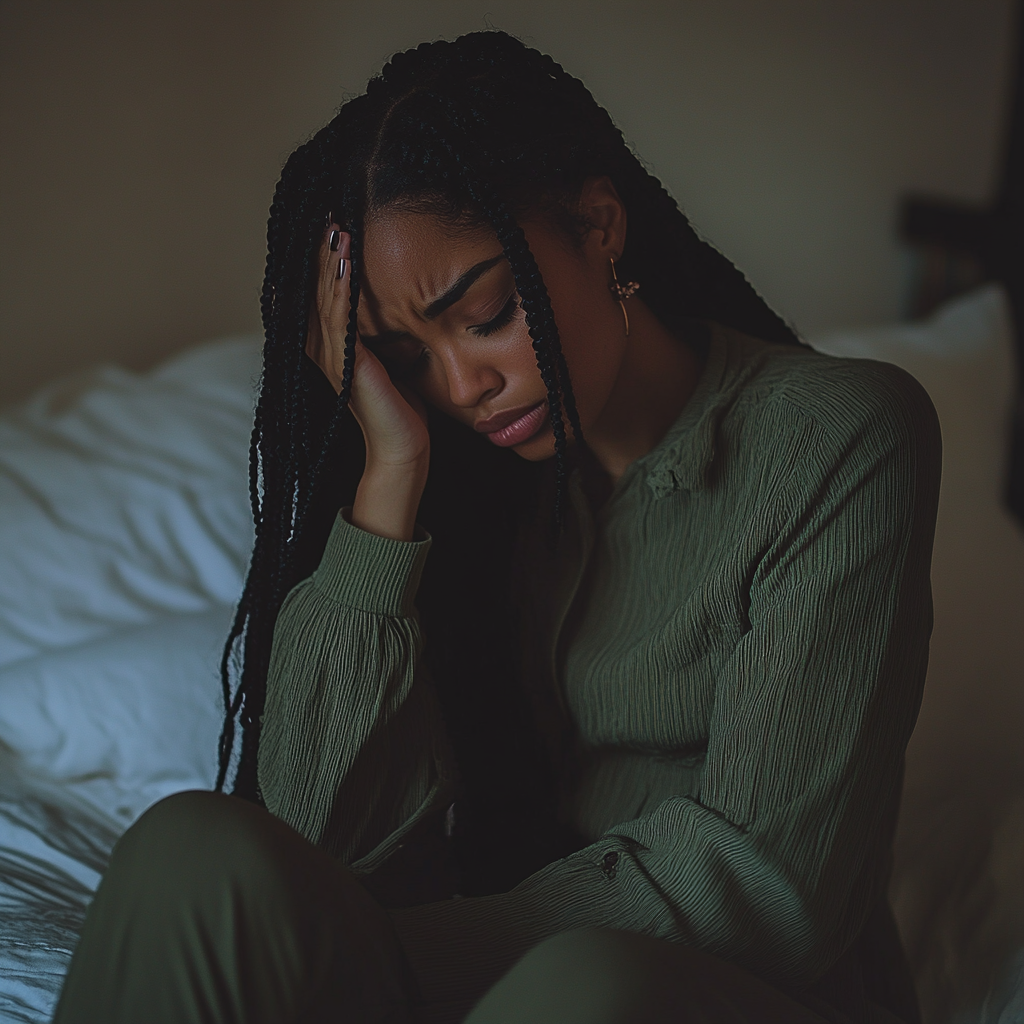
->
[[624, 322, 764, 498]]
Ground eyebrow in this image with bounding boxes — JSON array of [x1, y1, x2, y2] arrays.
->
[[423, 253, 506, 320]]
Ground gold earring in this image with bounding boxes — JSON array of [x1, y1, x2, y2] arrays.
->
[[609, 258, 640, 336]]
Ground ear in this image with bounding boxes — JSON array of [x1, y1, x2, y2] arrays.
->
[[578, 175, 627, 263]]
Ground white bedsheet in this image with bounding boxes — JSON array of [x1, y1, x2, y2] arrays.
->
[[0, 774, 118, 1023], [0, 301, 1020, 1023], [0, 337, 260, 1020]]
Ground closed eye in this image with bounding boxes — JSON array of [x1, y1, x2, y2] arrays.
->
[[469, 294, 519, 338]]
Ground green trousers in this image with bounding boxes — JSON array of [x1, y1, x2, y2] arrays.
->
[[52, 792, 829, 1024]]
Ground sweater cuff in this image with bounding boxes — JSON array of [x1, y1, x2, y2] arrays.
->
[[311, 509, 432, 617]]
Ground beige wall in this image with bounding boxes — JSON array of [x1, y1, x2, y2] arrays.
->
[[0, 0, 1016, 406]]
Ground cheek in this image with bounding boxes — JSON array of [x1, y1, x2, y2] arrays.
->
[[507, 322, 543, 380], [411, 324, 543, 411], [410, 366, 453, 414]]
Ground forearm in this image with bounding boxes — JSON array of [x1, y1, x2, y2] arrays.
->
[[258, 511, 435, 850]]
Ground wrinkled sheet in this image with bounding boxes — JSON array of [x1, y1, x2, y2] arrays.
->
[[0, 776, 117, 1023], [0, 336, 260, 1020]]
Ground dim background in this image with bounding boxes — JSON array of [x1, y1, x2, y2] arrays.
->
[[1, 3, 1022, 1013], [0, 0, 1016, 406]]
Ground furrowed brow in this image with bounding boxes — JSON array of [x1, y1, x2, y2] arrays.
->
[[359, 328, 408, 347], [423, 253, 506, 320]]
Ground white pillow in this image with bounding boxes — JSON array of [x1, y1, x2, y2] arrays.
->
[[0, 335, 260, 669], [0, 608, 231, 824], [0, 335, 261, 822]]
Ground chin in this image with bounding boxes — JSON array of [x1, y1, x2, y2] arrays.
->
[[511, 427, 557, 462]]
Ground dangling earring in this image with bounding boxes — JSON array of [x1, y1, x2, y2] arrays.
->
[[609, 258, 640, 336]]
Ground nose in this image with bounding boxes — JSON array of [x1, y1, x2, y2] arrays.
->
[[439, 348, 503, 410]]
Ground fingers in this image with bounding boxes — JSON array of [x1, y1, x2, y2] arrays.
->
[[317, 223, 350, 323], [325, 227, 352, 339], [312, 222, 354, 393]]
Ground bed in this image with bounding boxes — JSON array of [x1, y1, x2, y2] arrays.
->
[[0, 337, 258, 1021], [0, 284, 1020, 1023]]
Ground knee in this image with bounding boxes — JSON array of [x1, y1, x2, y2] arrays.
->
[[91, 791, 370, 951], [466, 928, 697, 1024], [515, 927, 665, 985], [120, 791, 252, 856], [514, 927, 625, 978], [128, 789, 231, 835], [109, 790, 294, 895]]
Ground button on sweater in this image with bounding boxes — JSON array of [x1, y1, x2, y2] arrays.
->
[[257, 323, 941, 1021]]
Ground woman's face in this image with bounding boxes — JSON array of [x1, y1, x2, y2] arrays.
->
[[356, 182, 629, 461]]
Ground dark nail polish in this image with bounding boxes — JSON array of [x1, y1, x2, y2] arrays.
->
[[329, 230, 340, 252], [325, 210, 333, 228], [338, 258, 347, 279]]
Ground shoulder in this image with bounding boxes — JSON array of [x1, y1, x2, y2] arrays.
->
[[716, 326, 941, 466]]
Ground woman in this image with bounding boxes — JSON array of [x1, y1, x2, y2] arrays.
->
[[54, 31, 940, 1024]]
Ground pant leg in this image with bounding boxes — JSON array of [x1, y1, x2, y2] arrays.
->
[[52, 790, 418, 1024], [463, 927, 830, 1024]]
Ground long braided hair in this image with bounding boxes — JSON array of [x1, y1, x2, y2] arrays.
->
[[217, 30, 801, 895]]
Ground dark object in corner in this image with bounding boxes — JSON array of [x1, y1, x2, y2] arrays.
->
[[898, 0, 1024, 529]]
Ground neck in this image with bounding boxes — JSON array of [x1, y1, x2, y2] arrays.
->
[[585, 299, 705, 485]]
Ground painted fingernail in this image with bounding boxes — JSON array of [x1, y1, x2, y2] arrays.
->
[[329, 230, 340, 252], [325, 210, 333, 228], [338, 258, 347, 279]]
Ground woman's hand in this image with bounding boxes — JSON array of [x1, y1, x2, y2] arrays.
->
[[307, 226, 430, 541], [308, 227, 430, 469]]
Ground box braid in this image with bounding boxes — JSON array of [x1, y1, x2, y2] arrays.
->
[[215, 121, 369, 796], [400, 86, 581, 521], [485, 201, 577, 521], [217, 30, 803, 889]]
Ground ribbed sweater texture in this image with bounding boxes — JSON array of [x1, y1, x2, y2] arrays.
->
[[257, 324, 941, 1021]]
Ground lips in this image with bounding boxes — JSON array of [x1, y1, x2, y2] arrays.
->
[[476, 401, 548, 447]]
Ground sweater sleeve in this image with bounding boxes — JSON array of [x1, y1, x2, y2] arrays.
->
[[389, 363, 941, 991], [257, 510, 457, 875]]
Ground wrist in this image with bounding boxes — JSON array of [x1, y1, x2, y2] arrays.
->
[[351, 458, 428, 542]]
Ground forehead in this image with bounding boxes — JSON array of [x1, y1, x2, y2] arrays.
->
[[359, 208, 502, 312]]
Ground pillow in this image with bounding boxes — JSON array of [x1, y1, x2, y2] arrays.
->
[[0, 336, 261, 822], [0, 608, 230, 824], [0, 336, 260, 670]]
